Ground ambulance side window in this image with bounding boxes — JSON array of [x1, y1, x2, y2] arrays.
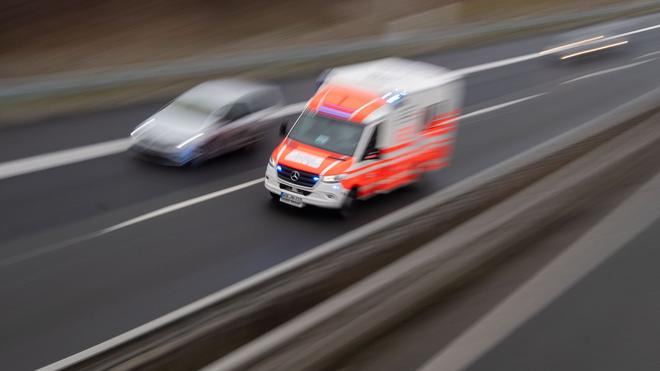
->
[[425, 101, 451, 128], [362, 125, 380, 161]]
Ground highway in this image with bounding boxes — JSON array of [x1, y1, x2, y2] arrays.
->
[[2, 14, 660, 370]]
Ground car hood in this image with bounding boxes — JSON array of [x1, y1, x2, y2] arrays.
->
[[133, 109, 210, 148], [273, 139, 353, 175]]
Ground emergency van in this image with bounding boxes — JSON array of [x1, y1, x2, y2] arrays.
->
[[265, 58, 464, 215]]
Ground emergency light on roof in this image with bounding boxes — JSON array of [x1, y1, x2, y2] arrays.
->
[[381, 90, 407, 106]]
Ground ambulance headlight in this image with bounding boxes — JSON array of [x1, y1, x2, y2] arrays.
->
[[322, 174, 347, 183], [268, 157, 276, 167]]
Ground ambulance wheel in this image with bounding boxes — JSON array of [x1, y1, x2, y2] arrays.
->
[[404, 171, 425, 190], [269, 191, 280, 202], [338, 188, 357, 219]]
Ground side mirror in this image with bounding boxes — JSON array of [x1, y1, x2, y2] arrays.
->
[[315, 68, 332, 92], [279, 122, 289, 137], [363, 149, 380, 161]]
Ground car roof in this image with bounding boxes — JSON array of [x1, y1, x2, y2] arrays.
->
[[177, 79, 278, 109], [325, 58, 455, 95]]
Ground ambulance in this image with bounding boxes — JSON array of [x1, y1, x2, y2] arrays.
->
[[265, 58, 464, 215]]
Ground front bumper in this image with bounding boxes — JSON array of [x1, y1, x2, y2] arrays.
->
[[264, 164, 348, 209], [129, 142, 194, 166]]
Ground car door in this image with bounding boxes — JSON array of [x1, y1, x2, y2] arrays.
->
[[356, 124, 385, 197], [215, 101, 252, 153]]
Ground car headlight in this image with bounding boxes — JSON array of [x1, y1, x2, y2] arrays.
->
[[268, 157, 276, 167], [322, 174, 348, 183], [130, 118, 155, 137], [176, 133, 205, 149]]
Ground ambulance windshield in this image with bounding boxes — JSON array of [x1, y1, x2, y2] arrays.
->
[[288, 112, 364, 156]]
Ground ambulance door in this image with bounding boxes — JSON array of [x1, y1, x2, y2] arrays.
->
[[382, 105, 424, 190], [422, 99, 456, 170], [355, 124, 384, 198]]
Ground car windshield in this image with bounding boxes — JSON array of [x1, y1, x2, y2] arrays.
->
[[288, 112, 364, 156], [163, 100, 227, 130]]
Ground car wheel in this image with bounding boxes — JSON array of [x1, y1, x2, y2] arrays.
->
[[338, 188, 358, 219], [187, 149, 206, 168]]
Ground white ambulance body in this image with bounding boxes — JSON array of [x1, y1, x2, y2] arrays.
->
[[265, 58, 465, 214]]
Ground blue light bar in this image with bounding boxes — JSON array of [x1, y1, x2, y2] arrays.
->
[[313, 176, 320, 182], [382, 90, 407, 105], [276, 165, 283, 172]]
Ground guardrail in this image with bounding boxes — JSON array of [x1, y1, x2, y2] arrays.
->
[[5, 0, 660, 101], [203, 90, 660, 371], [41, 84, 660, 370]]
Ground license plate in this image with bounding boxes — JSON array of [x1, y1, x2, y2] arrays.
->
[[280, 192, 304, 208]]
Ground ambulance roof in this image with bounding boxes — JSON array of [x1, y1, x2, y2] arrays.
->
[[325, 58, 457, 95]]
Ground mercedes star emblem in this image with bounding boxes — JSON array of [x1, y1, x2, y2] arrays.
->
[[290, 171, 300, 182]]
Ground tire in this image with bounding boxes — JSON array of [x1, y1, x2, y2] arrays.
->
[[338, 188, 358, 219], [187, 148, 206, 168], [269, 191, 280, 202]]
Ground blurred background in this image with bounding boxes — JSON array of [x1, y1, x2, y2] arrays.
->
[[3, 2, 660, 371], [1, 0, 624, 77], [0, 0, 638, 123]]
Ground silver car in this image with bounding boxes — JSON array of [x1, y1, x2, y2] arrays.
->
[[130, 79, 284, 166]]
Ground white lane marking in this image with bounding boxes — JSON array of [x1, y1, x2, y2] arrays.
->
[[561, 58, 658, 85], [635, 50, 660, 59], [453, 54, 538, 76], [457, 93, 547, 122], [417, 170, 660, 371], [615, 23, 660, 38], [0, 178, 265, 268], [102, 178, 264, 233], [0, 138, 131, 180]]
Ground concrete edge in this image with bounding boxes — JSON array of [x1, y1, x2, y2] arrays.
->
[[202, 97, 660, 371]]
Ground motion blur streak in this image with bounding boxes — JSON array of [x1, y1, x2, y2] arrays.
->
[[561, 58, 658, 85], [539, 36, 605, 55], [560, 41, 629, 60]]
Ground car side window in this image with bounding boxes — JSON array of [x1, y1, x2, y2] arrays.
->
[[251, 88, 283, 112], [362, 126, 379, 161], [224, 102, 250, 122]]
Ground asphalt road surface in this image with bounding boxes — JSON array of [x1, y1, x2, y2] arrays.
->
[[2, 13, 660, 370]]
